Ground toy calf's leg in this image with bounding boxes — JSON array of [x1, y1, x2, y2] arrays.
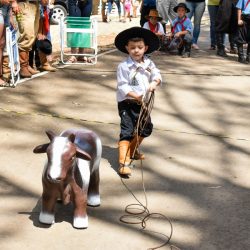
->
[[39, 190, 57, 225], [87, 169, 100, 207], [71, 182, 88, 229]]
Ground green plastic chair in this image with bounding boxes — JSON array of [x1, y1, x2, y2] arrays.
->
[[60, 16, 98, 65], [66, 17, 92, 48]]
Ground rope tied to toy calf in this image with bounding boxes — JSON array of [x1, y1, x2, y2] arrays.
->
[[119, 91, 178, 250]]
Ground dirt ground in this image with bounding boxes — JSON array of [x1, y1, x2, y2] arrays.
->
[[1, 17, 250, 250]]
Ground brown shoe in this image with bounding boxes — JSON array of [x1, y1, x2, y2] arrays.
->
[[132, 149, 145, 160], [40, 64, 57, 72], [19, 51, 32, 78], [20, 68, 32, 78], [28, 66, 40, 75], [118, 164, 132, 175]]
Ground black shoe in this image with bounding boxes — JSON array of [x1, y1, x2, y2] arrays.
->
[[238, 56, 246, 64], [217, 49, 228, 57], [230, 48, 238, 54], [246, 55, 249, 64], [182, 52, 190, 58], [178, 49, 183, 56]]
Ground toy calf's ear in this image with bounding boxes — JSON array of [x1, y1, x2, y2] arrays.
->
[[76, 147, 92, 161], [45, 130, 56, 141], [33, 143, 50, 154], [68, 133, 75, 143]]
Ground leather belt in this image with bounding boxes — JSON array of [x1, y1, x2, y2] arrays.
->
[[122, 99, 141, 105]]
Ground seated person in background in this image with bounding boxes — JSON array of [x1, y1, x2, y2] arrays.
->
[[170, 2, 193, 57], [143, 9, 165, 48]]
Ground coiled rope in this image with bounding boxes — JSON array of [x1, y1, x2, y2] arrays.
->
[[119, 91, 179, 250]]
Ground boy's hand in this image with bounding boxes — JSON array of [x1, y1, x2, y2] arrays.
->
[[135, 95, 143, 103], [148, 81, 158, 92], [174, 32, 181, 38], [37, 34, 46, 40], [238, 19, 244, 26]]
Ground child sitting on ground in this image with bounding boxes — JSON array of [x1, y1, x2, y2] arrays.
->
[[143, 9, 165, 49], [114, 27, 162, 176], [170, 2, 193, 57]]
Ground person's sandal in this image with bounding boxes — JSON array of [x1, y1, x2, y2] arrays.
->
[[78, 56, 94, 63], [0, 78, 11, 87], [66, 56, 77, 63]]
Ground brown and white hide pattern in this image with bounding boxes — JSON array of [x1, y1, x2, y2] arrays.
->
[[33, 128, 102, 229]]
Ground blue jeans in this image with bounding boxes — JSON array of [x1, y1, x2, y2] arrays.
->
[[108, 0, 121, 16], [68, 0, 92, 17], [0, 6, 10, 27], [186, 1, 205, 44]]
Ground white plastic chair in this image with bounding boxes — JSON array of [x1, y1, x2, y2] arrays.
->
[[5, 27, 20, 87], [59, 16, 98, 65]]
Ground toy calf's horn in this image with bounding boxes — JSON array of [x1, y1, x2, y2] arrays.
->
[[33, 143, 50, 153], [45, 130, 57, 141]]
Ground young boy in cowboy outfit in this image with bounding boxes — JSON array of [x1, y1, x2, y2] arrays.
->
[[114, 27, 162, 176], [143, 9, 166, 50], [143, 9, 165, 37], [171, 2, 193, 57], [236, 0, 250, 63]]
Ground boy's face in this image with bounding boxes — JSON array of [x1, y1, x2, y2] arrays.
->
[[149, 16, 158, 25], [125, 40, 148, 62], [177, 7, 186, 18]]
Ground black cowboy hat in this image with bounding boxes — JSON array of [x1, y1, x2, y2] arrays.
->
[[36, 39, 52, 55], [173, 2, 190, 13], [114, 27, 160, 54]]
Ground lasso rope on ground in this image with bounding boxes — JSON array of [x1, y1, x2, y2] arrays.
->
[[119, 91, 180, 250]]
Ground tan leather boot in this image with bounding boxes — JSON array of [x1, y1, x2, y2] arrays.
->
[[130, 136, 145, 160], [28, 66, 40, 75], [39, 52, 57, 72], [19, 51, 32, 78], [118, 140, 132, 175]]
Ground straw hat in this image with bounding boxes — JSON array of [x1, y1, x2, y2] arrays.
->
[[114, 27, 160, 54], [145, 9, 163, 21]]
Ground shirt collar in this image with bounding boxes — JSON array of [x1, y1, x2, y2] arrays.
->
[[127, 56, 151, 69], [177, 15, 187, 21]]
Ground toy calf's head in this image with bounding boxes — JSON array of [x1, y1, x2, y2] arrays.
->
[[33, 130, 91, 182]]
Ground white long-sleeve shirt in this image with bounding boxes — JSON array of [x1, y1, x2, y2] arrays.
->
[[116, 56, 162, 102], [143, 21, 165, 35]]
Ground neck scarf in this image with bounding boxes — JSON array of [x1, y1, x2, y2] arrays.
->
[[40, 5, 50, 35], [148, 21, 158, 33]]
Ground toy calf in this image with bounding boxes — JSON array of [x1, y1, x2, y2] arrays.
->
[[33, 128, 102, 229]]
